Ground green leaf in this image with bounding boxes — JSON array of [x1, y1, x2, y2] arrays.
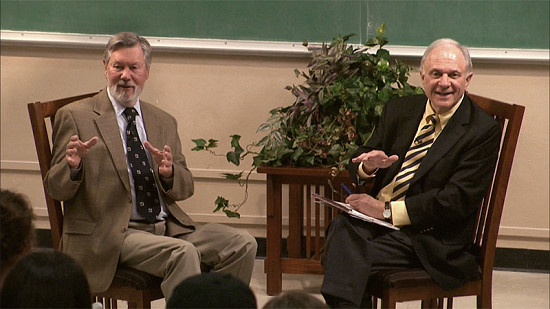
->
[[328, 143, 343, 157], [207, 139, 218, 148], [364, 38, 378, 47], [376, 58, 389, 71], [302, 155, 316, 166], [376, 24, 386, 39], [226, 151, 241, 166], [222, 172, 243, 180], [191, 138, 218, 151], [230, 135, 244, 150], [191, 138, 206, 151], [257, 123, 271, 132], [223, 209, 241, 218], [226, 135, 245, 166], [290, 147, 305, 162], [376, 48, 390, 61], [214, 196, 229, 213]]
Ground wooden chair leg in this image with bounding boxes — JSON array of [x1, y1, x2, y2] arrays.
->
[[127, 297, 149, 309], [96, 297, 117, 309], [372, 297, 378, 309], [381, 296, 396, 309], [421, 298, 441, 308], [478, 292, 491, 309]]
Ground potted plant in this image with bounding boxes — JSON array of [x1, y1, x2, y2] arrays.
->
[[192, 24, 423, 217]]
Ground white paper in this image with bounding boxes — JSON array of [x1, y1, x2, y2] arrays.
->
[[311, 193, 399, 230]]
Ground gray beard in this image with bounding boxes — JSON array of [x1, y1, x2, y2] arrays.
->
[[109, 84, 141, 107]]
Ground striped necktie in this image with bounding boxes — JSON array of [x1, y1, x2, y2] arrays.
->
[[124, 107, 161, 223], [391, 114, 438, 201]]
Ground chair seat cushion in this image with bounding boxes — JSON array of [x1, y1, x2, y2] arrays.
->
[[111, 267, 163, 290], [368, 268, 436, 289]]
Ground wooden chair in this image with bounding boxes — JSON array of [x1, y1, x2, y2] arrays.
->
[[365, 93, 525, 309], [28, 91, 164, 309]]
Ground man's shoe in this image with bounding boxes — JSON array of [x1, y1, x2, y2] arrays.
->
[[322, 294, 357, 308]]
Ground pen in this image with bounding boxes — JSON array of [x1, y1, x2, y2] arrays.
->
[[341, 183, 353, 195]]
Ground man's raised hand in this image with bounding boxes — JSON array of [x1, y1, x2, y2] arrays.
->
[[351, 150, 399, 174], [65, 135, 98, 168], [143, 141, 173, 178]]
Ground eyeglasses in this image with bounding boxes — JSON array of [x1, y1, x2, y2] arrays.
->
[[327, 178, 354, 201]]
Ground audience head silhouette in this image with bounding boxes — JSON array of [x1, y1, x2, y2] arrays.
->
[[263, 290, 328, 308], [0, 189, 35, 285], [0, 251, 91, 308], [166, 272, 256, 308]]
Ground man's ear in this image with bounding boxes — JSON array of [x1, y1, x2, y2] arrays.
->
[[103, 60, 108, 79], [465, 72, 474, 88]]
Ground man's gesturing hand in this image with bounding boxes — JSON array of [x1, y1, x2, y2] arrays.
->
[[65, 135, 98, 168], [144, 141, 173, 178], [351, 150, 399, 174]]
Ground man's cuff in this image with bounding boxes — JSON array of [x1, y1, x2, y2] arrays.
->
[[159, 175, 174, 191], [390, 201, 412, 226], [357, 162, 378, 179], [69, 163, 83, 181]]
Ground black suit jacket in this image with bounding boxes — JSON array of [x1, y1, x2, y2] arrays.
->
[[349, 94, 501, 289]]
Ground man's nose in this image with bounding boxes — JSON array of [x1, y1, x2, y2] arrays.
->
[[120, 68, 131, 80], [438, 74, 450, 87]]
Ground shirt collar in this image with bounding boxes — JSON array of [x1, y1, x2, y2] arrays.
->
[[425, 94, 464, 129]]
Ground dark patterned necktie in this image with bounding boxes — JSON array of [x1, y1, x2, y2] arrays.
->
[[123, 107, 160, 223], [391, 114, 439, 201]]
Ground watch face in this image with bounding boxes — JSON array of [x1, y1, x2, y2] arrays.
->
[[383, 209, 391, 219]]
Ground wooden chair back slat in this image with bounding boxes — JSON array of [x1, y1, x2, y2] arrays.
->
[[466, 93, 525, 276], [27, 92, 99, 249]]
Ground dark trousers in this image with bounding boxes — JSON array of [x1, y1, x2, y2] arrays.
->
[[321, 214, 421, 307]]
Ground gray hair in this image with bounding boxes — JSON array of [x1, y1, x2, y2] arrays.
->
[[420, 38, 472, 73], [103, 32, 152, 69]]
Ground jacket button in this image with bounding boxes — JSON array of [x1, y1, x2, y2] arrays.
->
[[121, 227, 128, 233]]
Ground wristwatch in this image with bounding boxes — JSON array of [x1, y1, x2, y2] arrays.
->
[[383, 202, 392, 222]]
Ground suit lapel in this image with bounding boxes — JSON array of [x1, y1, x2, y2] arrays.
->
[[140, 102, 164, 170], [382, 97, 426, 186], [395, 98, 426, 157], [411, 97, 472, 184], [92, 90, 132, 193]]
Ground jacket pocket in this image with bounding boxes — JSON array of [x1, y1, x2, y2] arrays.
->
[[63, 218, 96, 235], [61, 219, 96, 254]]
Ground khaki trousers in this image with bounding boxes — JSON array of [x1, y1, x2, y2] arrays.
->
[[120, 221, 257, 300]]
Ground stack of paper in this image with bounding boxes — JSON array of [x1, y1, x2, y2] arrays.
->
[[311, 193, 399, 230]]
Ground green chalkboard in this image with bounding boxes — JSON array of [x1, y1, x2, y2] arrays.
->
[[1, 0, 548, 49]]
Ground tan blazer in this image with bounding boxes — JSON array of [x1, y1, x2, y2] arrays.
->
[[45, 89, 197, 293]]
